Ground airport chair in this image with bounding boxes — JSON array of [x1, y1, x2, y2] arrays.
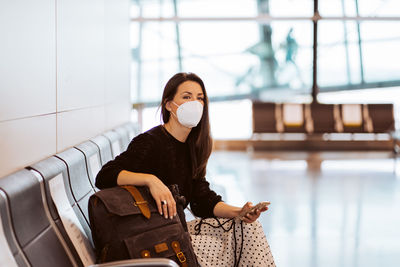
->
[[113, 126, 130, 152], [368, 104, 395, 133], [0, 188, 28, 267], [122, 122, 140, 141], [89, 259, 179, 267], [0, 169, 76, 266], [309, 103, 336, 133], [75, 141, 102, 191], [90, 135, 113, 166], [252, 102, 281, 134], [54, 149, 96, 243], [30, 156, 89, 266], [102, 130, 123, 159], [30, 157, 177, 267], [339, 104, 366, 133], [281, 103, 307, 133], [393, 131, 400, 173]]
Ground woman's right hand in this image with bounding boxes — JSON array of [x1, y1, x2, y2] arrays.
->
[[146, 175, 176, 219]]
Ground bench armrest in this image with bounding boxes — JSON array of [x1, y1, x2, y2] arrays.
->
[[88, 258, 179, 267]]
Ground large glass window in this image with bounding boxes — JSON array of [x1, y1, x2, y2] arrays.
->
[[361, 22, 400, 83], [180, 21, 312, 98], [130, 0, 400, 136], [318, 21, 362, 87], [358, 0, 400, 17], [131, 20, 313, 102], [178, 0, 258, 18], [318, 21, 400, 89], [319, 0, 400, 17], [131, 0, 314, 18], [319, 0, 357, 17], [131, 22, 180, 103]]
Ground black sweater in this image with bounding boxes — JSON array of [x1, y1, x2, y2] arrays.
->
[[95, 125, 222, 218]]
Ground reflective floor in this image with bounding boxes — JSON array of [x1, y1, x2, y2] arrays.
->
[[206, 151, 400, 267]]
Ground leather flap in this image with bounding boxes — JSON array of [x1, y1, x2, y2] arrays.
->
[[123, 223, 185, 259], [92, 186, 157, 216]]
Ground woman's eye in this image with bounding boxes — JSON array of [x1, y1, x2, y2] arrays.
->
[[198, 97, 204, 101], [183, 96, 191, 99]]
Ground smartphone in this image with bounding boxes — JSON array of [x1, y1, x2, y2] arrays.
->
[[238, 201, 270, 219]]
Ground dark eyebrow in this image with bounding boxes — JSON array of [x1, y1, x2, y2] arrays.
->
[[181, 91, 204, 96]]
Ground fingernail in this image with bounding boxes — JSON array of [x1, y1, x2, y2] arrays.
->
[[170, 216, 173, 220], [164, 215, 168, 219]]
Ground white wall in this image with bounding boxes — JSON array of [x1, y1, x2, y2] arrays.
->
[[0, 0, 131, 178]]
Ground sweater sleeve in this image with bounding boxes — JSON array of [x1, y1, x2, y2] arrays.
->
[[95, 133, 156, 189], [190, 177, 222, 218]]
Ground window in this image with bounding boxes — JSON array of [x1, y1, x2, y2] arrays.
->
[[130, 0, 400, 136]]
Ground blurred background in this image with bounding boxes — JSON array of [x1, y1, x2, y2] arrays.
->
[[129, 0, 400, 138], [129, 1, 400, 266]]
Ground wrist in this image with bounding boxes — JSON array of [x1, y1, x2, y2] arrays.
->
[[213, 202, 242, 218], [232, 207, 241, 217], [144, 174, 156, 187]]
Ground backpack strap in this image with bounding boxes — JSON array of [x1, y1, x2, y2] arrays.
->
[[121, 185, 151, 219], [171, 241, 187, 267]]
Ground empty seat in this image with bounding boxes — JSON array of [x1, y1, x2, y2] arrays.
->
[[113, 126, 130, 151], [90, 135, 113, 166], [282, 103, 306, 133], [0, 191, 27, 267], [122, 122, 140, 141], [309, 103, 336, 133], [0, 169, 77, 267], [103, 130, 124, 159], [252, 102, 280, 133], [368, 104, 395, 133], [75, 141, 103, 191], [54, 149, 96, 242], [30, 156, 179, 267], [339, 104, 365, 133], [30, 156, 91, 266]]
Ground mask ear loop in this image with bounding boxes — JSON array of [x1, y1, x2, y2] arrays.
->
[[171, 111, 178, 119], [169, 101, 179, 119]]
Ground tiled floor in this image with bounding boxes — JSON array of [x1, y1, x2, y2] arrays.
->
[[206, 151, 400, 267]]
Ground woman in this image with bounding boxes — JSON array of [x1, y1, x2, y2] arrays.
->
[[96, 72, 275, 266]]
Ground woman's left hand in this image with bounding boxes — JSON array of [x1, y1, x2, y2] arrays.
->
[[240, 202, 269, 223]]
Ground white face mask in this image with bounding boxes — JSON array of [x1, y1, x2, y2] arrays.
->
[[171, 101, 204, 128]]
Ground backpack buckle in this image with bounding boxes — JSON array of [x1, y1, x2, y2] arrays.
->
[[176, 252, 186, 263], [133, 201, 147, 206]]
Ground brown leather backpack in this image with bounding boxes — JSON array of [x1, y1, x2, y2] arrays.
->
[[88, 185, 198, 266]]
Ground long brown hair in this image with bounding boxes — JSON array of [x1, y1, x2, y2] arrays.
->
[[161, 72, 212, 179]]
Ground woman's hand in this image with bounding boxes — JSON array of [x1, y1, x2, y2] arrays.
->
[[146, 175, 176, 219], [240, 202, 268, 223]]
